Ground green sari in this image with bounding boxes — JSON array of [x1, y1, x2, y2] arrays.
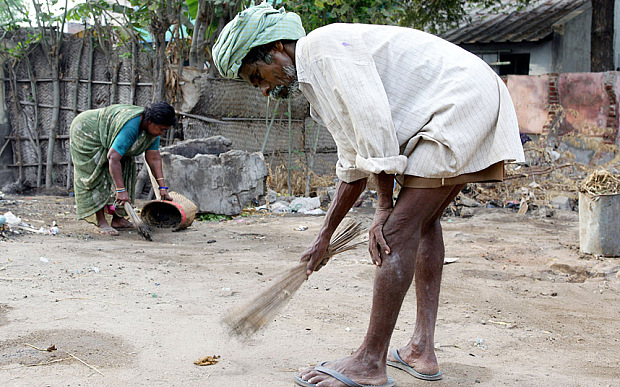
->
[[70, 104, 157, 220]]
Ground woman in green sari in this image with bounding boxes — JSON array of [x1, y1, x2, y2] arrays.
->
[[70, 102, 177, 235]]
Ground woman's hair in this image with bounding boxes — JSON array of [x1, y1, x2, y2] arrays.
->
[[143, 101, 177, 127]]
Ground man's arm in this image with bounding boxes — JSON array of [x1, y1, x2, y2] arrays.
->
[[301, 178, 367, 275]]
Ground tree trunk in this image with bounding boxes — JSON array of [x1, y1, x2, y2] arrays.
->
[[45, 63, 61, 188], [87, 35, 94, 109], [189, 0, 207, 68], [130, 41, 138, 105], [152, 28, 168, 102], [591, 0, 615, 72], [68, 33, 86, 190], [110, 59, 121, 104]]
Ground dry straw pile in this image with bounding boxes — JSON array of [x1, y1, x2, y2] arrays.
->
[[579, 170, 620, 196]]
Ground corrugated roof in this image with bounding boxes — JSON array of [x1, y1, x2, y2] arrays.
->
[[441, 0, 590, 44]]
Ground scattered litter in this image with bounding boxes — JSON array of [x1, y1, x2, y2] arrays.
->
[[194, 355, 220, 366], [345, 327, 351, 332], [270, 202, 292, 214], [443, 258, 459, 264], [293, 225, 308, 231], [473, 338, 487, 350], [487, 319, 516, 328], [220, 287, 232, 297], [289, 197, 321, 213], [39, 257, 49, 263], [90, 267, 100, 274], [3, 212, 20, 226], [2, 212, 60, 235], [301, 208, 326, 215]]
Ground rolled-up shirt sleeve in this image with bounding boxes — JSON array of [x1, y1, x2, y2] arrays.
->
[[304, 56, 408, 182]]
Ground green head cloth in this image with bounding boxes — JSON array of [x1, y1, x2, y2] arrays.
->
[[212, 2, 306, 79]]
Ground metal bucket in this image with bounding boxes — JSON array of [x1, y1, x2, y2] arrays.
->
[[141, 191, 197, 231], [579, 192, 620, 257]]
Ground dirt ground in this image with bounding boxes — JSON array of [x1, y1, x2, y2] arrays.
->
[[0, 194, 619, 387]]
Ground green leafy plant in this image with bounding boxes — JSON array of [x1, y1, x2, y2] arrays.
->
[[198, 213, 232, 221]]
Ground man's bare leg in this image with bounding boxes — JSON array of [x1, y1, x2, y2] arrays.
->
[[297, 184, 462, 387], [388, 184, 464, 376]]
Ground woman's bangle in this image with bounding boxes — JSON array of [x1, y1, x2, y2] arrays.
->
[[158, 186, 169, 190], [116, 188, 127, 193], [156, 177, 164, 181]]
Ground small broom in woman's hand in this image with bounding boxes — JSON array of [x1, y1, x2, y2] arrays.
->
[[223, 219, 364, 338], [123, 202, 153, 241]]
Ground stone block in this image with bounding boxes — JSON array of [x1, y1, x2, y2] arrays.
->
[[551, 195, 574, 211], [160, 137, 268, 215]]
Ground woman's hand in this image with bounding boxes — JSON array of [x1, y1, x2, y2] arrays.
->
[[115, 190, 130, 206], [300, 234, 331, 276], [159, 188, 173, 201]]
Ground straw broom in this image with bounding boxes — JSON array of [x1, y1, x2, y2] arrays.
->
[[123, 202, 153, 241], [223, 219, 364, 338]]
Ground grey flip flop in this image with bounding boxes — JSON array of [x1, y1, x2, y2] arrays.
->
[[294, 361, 397, 387], [387, 348, 443, 381]]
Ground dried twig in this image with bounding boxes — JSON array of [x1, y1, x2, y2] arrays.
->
[[68, 352, 104, 376], [25, 343, 48, 351], [0, 277, 33, 281], [27, 357, 72, 367]]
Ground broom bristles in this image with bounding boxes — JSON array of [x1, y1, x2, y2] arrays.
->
[[124, 202, 153, 241], [223, 219, 364, 338]]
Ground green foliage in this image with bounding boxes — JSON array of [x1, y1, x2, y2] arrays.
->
[[0, 0, 28, 25], [281, 0, 404, 31], [198, 213, 232, 221], [278, 0, 531, 34]]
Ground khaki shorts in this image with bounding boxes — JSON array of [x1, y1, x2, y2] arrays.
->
[[397, 161, 505, 189]]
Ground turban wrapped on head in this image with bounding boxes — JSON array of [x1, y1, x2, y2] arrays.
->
[[212, 2, 306, 79]]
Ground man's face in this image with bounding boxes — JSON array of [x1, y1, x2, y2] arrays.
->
[[239, 46, 299, 99]]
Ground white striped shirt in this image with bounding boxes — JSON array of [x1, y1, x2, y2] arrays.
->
[[295, 24, 525, 182]]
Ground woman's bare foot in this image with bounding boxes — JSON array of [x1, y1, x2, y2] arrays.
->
[[110, 216, 134, 229], [296, 356, 390, 387], [96, 226, 119, 236]]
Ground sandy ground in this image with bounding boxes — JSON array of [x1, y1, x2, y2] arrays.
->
[[0, 194, 619, 387]]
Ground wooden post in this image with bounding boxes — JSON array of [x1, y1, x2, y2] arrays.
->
[[87, 34, 94, 109], [7, 65, 23, 185], [130, 41, 137, 105], [287, 99, 292, 196]]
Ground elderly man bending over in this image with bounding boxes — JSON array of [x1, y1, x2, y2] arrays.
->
[[213, 3, 524, 386]]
